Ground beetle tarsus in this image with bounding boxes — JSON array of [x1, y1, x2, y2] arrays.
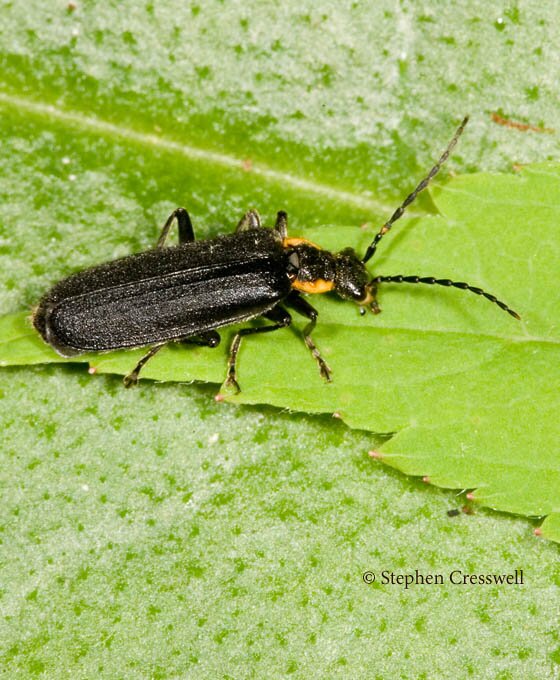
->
[[123, 372, 139, 388], [274, 211, 288, 238], [318, 357, 333, 382], [224, 373, 242, 394], [305, 335, 332, 382], [235, 209, 261, 232]]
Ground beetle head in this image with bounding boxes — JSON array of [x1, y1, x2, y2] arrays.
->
[[334, 248, 380, 315]]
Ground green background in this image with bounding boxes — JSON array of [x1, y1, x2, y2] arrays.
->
[[1, 2, 559, 678]]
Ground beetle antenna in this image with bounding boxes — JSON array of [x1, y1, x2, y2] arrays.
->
[[362, 116, 469, 264], [372, 274, 520, 319]]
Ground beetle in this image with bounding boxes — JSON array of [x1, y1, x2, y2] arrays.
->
[[34, 116, 520, 392]]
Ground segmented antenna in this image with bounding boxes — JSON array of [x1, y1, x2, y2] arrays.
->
[[372, 275, 520, 319], [362, 116, 469, 264]]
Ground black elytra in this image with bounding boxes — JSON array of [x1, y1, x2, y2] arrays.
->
[[34, 117, 520, 392]]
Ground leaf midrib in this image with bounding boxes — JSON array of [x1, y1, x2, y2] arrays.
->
[[0, 90, 395, 215]]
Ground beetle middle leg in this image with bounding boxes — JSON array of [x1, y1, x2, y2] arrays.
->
[[235, 209, 287, 236], [273, 211, 288, 238], [235, 209, 262, 232], [123, 330, 221, 388], [225, 307, 291, 393], [156, 208, 195, 248], [286, 291, 332, 382]]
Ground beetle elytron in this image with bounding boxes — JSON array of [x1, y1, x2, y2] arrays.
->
[[34, 117, 519, 391]]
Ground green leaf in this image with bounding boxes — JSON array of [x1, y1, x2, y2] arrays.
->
[[2, 163, 558, 540], [2, 3, 560, 679]]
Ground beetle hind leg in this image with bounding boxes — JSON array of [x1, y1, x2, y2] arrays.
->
[[156, 208, 195, 248], [225, 307, 291, 393], [179, 330, 221, 348], [123, 331, 222, 388], [124, 344, 165, 388]]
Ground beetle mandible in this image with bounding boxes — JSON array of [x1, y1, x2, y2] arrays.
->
[[34, 116, 520, 392]]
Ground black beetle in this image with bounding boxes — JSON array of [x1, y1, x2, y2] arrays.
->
[[34, 117, 519, 391]]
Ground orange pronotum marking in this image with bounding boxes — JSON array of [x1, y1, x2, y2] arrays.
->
[[283, 236, 322, 249], [292, 278, 334, 294], [283, 237, 334, 294]]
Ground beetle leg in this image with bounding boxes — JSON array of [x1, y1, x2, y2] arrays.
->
[[123, 331, 221, 388], [123, 343, 166, 387], [286, 291, 332, 382], [179, 330, 221, 348], [235, 209, 261, 232], [225, 307, 291, 393], [274, 211, 288, 239], [156, 208, 195, 248]]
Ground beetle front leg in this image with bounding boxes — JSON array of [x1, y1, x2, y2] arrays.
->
[[286, 291, 332, 382], [156, 208, 195, 248], [225, 306, 291, 393]]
